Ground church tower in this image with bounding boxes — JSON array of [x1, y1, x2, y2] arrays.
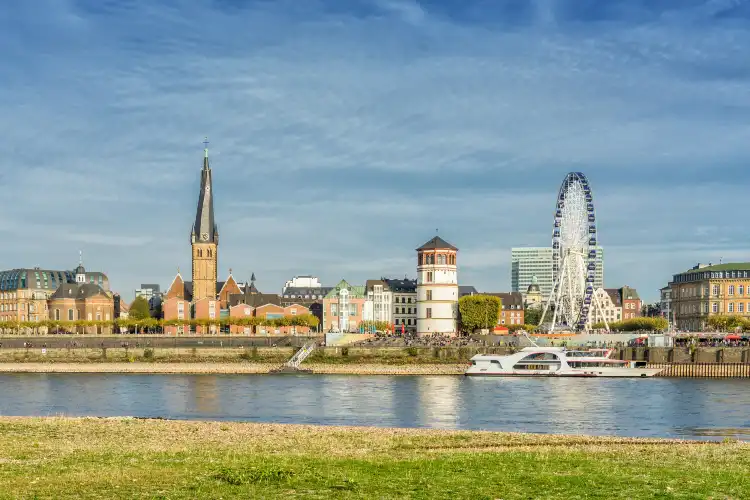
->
[[191, 140, 218, 302]]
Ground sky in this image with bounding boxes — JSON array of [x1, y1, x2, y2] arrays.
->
[[1, 0, 749, 303]]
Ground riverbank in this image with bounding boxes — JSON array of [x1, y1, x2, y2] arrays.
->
[[0, 417, 747, 499], [0, 362, 467, 375]]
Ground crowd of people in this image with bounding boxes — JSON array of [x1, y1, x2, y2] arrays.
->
[[351, 333, 485, 348]]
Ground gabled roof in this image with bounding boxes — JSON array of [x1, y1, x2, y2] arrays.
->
[[49, 283, 110, 301], [604, 289, 622, 307], [383, 278, 417, 293], [485, 292, 523, 308], [365, 279, 390, 292], [458, 285, 479, 297], [228, 292, 281, 308], [324, 279, 365, 299], [620, 286, 640, 301], [417, 236, 458, 251]]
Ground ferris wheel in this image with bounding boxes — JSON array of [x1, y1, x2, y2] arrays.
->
[[540, 172, 607, 332]]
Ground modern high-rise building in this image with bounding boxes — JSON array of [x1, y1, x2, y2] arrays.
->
[[511, 248, 554, 299], [511, 246, 604, 300]]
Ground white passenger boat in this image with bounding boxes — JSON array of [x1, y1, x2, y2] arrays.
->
[[466, 346, 663, 378]]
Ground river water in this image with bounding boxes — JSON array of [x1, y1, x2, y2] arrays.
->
[[0, 374, 748, 440]]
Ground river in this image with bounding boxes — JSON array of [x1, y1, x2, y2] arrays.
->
[[0, 374, 748, 440]]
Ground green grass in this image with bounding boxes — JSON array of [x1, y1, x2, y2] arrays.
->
[[0, 418, 748, 499]]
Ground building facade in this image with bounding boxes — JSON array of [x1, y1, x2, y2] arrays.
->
[[363, 280, 393, 325], [589, 288, 622, 326], [669, 263, 750, 331], [386, 278, 417, 333], [511, 248, 553, 299], [416, 236, 458, 337], [283, 276, 323, 293], [620, 286, 642, 320], [0, 262, 110, 324], [524, 276, 544, 310], [322, 280, 366, 332], [47, 264, 114, 333], [486, 292, 525, 326], [660, 286, 672, 327]]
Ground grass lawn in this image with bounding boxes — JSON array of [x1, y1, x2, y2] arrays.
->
[[0, 417, 747, 499]]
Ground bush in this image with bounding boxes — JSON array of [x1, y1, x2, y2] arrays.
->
[[143, 348, 154, 359], [341, 347, 349, 357], [406, 347, 418, 357]]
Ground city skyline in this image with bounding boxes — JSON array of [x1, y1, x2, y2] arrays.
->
[[2, 1, 750, 303]]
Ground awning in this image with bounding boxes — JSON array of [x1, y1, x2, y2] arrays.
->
[[725, 335, 742, 341]]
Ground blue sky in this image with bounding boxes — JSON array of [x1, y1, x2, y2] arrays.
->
[[1, 0, 749, 303]]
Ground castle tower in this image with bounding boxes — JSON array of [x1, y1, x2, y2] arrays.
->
[[416, 236, 458, 337], [190, 140, 218, 302]]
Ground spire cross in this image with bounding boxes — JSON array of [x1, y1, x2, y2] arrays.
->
[[79, 250, 83, 266]]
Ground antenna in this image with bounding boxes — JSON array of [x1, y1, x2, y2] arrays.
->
[[203, 137, 209, 158]]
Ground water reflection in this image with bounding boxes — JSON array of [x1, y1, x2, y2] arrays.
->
[[0, 374, 748, 441], [416, 377, 460, 429]]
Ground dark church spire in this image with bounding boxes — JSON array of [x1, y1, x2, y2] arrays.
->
[[191, 137, 218, 244]]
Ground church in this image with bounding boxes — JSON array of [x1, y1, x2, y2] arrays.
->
[[162, 143, 242, 334], [161, 142, 312, 335]]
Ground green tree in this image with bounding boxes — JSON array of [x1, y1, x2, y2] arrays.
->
[[524, 308, 542, 326], [458, 295, 501, 334], [129, 296, 151, 320]]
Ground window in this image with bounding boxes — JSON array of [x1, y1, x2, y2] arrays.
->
[[426, 290, 432, 301], [712, 303, 718, 313], [426, 308, 432, 319], [712, 285, 719, 296], [740, 285, 745, 296], [207, 249, 212, 258], [68, 309, 73, 321], [291, 308, 297, 315], [96, 312, 101, 321], [350, 304, 357, 316], [55, 309, 60, 320], [198, 249, 203, 257], [426, 272, 433, 283], [209, 301, 216, 319], [87, 312, 92, 321], [739, 303, 745, 313], [401, 307, 405, 314], [729, 285, 735, 296], [728, 303, 735, 313]]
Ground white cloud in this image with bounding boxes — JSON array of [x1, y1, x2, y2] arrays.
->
[[0, 1, 748, 302]]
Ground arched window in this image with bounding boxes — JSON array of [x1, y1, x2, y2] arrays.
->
[[198, 249, 203, 258], [207, 249, 212, 258]]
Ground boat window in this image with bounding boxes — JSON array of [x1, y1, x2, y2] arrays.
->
[[513, 353, 560, 371]]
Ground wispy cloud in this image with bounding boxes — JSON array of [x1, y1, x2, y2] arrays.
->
[[1, 0, 749, 301]]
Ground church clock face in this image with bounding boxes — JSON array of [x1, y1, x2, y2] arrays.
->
[[201, 233, 209, 241]]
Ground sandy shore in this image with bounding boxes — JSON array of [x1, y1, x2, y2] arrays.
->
[[0, 362, 467, 375]]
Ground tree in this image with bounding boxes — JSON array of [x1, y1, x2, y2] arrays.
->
[[524, 308, 542, 326], [458, 295, 501, 334], [129, 296, 151, 320]]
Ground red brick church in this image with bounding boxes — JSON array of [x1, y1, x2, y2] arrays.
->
[[161, 142, 312, 335]]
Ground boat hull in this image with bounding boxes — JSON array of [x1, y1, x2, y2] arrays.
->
[[465, 368, 663, 378]]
